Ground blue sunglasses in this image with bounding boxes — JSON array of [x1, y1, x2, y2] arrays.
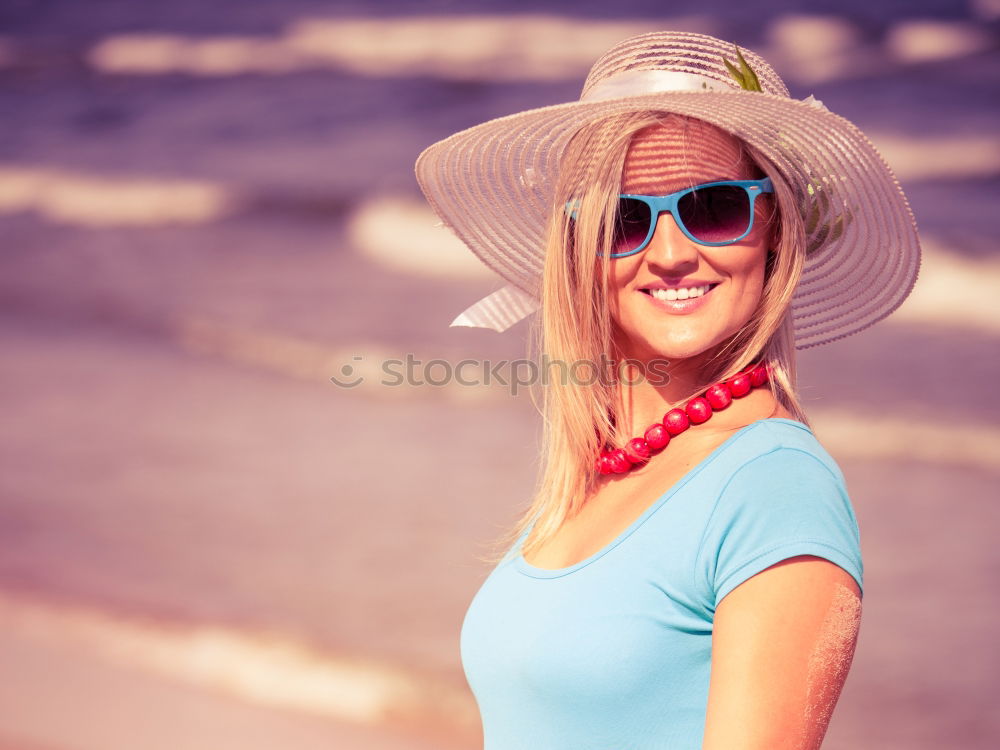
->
[[568, 177, 773, 258]]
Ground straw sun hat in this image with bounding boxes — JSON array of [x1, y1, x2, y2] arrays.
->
[[414, 30, 921, 349]]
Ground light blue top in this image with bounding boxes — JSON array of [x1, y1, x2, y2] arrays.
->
[[460, 418, 863, 750]]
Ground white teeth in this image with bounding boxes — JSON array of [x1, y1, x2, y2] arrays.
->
[[649, 284, 712, 301]]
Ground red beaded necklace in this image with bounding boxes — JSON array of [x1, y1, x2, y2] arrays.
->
[[596, 361, 772, 475]]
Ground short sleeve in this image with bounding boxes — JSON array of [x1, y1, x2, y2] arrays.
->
[[697, 447, 863, 610]]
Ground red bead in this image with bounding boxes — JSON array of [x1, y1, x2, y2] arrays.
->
[[644, 423, 670, 451], [597, 454, 613, 475], [705, 383, 732, 410], [686, 397, 713, 424], [728, 372, 752, 397], [609, 449, 631, 474], [663, 408, 690, 436], [625, 438, 651, 464], [750, 364, 769, 387]]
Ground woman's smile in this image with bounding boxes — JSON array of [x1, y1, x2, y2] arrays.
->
[[639, 281, 721, 312]]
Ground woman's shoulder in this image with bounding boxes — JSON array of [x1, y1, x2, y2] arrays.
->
[[697, 416, 863, 603], [724, 416, 846, 487]]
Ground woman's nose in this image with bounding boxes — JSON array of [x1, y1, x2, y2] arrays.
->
[[642, 212, 700, 271]]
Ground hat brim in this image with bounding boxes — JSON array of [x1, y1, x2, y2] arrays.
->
[[415, 89, 921, 349]]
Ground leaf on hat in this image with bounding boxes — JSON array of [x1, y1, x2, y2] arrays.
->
[[803, 178, 854, 256], [723, 45, 763, 92]]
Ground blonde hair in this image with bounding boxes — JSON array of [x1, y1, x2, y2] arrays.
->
[[480, 111, 810, 566]]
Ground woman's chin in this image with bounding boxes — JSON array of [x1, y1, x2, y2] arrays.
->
[[621, 330, 724, 364]]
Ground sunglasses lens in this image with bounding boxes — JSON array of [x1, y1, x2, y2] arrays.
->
[[613, 198, 653, 254], [678, 185, 752, 243]]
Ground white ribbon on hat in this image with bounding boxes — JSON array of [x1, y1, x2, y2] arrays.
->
[[450, 284, 540, 331], [582, 69, 729, 100], [448, 70, 826, 331]]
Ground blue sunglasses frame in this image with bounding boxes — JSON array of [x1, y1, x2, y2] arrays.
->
[[568, 177, 774, 258]]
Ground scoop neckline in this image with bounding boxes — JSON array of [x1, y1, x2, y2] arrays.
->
[[512, 417, 809, 579]]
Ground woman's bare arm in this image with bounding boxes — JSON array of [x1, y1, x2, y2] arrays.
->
[[702, 555, 863, 750]]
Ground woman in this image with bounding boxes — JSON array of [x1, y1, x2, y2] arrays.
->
[[415, 31, 920, 750]]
